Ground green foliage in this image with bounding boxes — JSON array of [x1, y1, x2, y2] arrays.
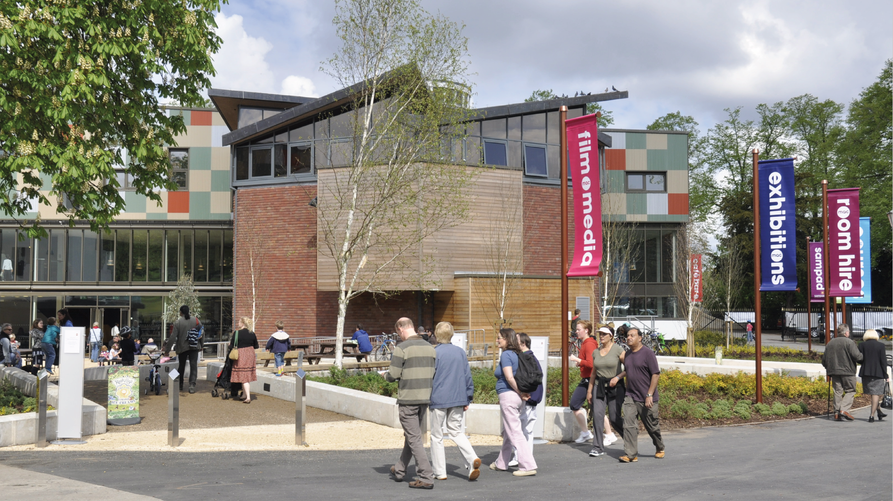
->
[[0, 0, 224, 236], [770, 402, 789, 416], [708, 399, 734, 419], [163, 274, 202, 323], [308, 366, 399, 397], [754, 403, 772, 416], [664, 342, 824, 364], [0, 381, 50, 414], [787, 403, 805, 415], [733, 400, 752, 419]]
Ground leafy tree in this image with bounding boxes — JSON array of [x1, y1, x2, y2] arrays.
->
[[0, 1, 224, 237], [318, 0, 474, 367], [837, 59, 892, 306], [163, 274, 203, 337], [524, 89, 614, 127]]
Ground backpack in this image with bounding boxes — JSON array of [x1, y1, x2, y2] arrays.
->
[[515, 351, 543, 394], [186, 318, 202, 349]]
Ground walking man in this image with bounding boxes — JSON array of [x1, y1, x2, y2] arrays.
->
[[385, 317, 437, 489], [821, 323, 863, 421], [619, 327, 665, 463]]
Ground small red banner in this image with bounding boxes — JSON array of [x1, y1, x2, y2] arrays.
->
[[690, 254, 703, 303]]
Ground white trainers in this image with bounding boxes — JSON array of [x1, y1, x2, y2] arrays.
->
[[604, 433, 618, 446], [508, 458, 519, 467], [575, 430, 593, 444]]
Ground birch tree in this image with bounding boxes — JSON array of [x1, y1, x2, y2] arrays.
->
[[318, 0, 473, 367]]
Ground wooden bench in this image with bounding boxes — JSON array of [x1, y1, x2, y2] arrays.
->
[[256, 350, 305, 367]]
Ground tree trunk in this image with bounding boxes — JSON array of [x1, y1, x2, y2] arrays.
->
[[335, 290, 348, 368]]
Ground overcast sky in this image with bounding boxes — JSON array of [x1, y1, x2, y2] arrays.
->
[[210, 0, 892, 133]]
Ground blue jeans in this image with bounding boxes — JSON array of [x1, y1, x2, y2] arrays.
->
[[746, 331, 754, 344], [42, 343, 56, 372], [274, 352, 285, 368], [90, 342, 101, 363]]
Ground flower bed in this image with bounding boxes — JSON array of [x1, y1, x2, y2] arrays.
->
[[0, 380, 50, 415]]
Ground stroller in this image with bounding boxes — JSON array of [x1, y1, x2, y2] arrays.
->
[[211, 356, 240, 399]]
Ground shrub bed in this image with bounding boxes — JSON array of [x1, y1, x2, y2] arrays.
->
[[311, 366, 863, 430], [0, 381, 41, 415]]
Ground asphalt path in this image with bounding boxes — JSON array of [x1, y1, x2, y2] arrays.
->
[[3, 406, 890, 500]]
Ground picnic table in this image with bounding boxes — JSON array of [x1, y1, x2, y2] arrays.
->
[[305, 339, 366, 365]]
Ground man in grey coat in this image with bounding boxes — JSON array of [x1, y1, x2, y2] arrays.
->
[[821, 323, 863, 421]]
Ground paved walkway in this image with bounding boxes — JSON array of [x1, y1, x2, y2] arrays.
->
[[3, 406, 890, 500]]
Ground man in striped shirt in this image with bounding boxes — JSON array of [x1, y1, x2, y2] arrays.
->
[[386, 317, 437, 489]]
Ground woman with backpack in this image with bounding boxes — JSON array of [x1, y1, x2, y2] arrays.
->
[[489, 328, 537, 477]]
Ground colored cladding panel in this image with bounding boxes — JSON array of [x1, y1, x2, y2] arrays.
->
[[191, 111, 213, 126], [146, 212, 168, 220], [189, 192, 211, 219], [605, 171, 626, 193], [625, 150, 647, 170], [190, 171, 211, 192], [605, 149, 626, 170], [211, 125, 228, 148], [646, 149, 668, 171], [605, 131, 625, 149], [169, 109, 191, 126], [602, 192, 626, 216], [625, 132, 646, 149], [645, 133, 667, 150], [124, 191, 147, 213], [626, 193, 647, 214], [667, 134, 688, 170], [210, 192, 231, 214], [167, 191, 190, 213], [604, 213, 626, 222], [180, 124, 211, 146], [646, 193, 668, 215], [208, 213, 232, 220], [666, 170, 688, 194], [646, 214, 689, 222], [40, 173, 53, 190], [145, 191, 167, 214], [190, 147, 212, 170], [211, 146, 231, 170], [668, 193, 689, 215], [211, 170, 231, 192]]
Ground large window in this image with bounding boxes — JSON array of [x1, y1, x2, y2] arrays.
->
[[627, 172, 666, 193]]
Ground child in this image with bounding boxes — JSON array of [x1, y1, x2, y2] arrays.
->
[[108, 343, 121, 364], [266, 321, 290, 376], [99, 345, 110, 365], [7, 333, 22, 368]]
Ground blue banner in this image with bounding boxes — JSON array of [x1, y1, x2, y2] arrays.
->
[[759, 158, 797, 291], [847, 217, 872, 303]]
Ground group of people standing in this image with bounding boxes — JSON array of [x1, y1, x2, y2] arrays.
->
[[822, 324, 890, 423]]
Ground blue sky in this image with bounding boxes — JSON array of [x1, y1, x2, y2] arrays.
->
[[209, 0, 892, 133]]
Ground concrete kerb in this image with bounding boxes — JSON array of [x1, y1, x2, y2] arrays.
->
[[1, 367, 106, 447]]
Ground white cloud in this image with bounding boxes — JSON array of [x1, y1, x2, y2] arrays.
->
[[281, 76, 317, 97], [212, 13, 317, 97]]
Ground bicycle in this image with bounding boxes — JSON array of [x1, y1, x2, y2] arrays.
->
[[143, 349, 165, 395], [373, 333, 399, 362], [568, 334, 581, 357], [644, 331, 667, 354]]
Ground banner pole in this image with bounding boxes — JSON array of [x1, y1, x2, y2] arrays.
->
[[841, 297, 847, 328], [807, 236, 812, 353], [822, 180, 831, 345], [560, 105, 569, 407], [752, 149, 763, 404]]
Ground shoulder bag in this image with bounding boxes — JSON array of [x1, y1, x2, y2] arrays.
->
[[882, 381, 892, 410], [229, 331, 240, 361]]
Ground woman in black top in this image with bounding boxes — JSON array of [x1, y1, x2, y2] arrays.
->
[[118, 328, 138, 366], [231, 317, 259, 403], [858, 329, 889, 422]]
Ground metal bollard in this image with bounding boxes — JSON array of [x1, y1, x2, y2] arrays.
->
[[36, 369, 48, 448], [168, 369, 180, 447], [295, 367, 307, 446]]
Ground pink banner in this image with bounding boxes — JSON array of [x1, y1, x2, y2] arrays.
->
[[808, 242, 825, 302], [827, 188, 860, 297], [690, 254, 703, 302], [566, 114, 602, 277]]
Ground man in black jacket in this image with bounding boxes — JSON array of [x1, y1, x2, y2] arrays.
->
[[821, 324, 863, 421]]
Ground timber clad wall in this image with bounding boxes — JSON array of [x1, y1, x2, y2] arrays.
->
[[315, 290, 440, 338], [234, 185, 317, 337]]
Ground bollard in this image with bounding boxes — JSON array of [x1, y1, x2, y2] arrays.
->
[[295, 368, 307, 446], [36, 369, 48, 448], [715, 346, 723, 365], [168, 369, 180, 447]]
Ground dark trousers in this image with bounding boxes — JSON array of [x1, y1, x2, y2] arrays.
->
[[622, 396, 664, 458], [394, 404, 433, 482], [178, 349, 199, 389]]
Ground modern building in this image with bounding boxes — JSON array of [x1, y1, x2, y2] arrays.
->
[[211, 83, 691, 349], [0, 108, 234, 350]]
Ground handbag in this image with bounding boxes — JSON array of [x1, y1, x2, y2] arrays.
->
[[882, 382, 893, 410], [228, 332, 240, 361]]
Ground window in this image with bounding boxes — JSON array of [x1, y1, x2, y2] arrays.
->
[[290, 143, 312, 175], [483, 140, 507, 166], [523, 144, 547, 177], [626, 172, 666, 193], [237, 107, 282, 129], [169, 148, 189, 190], [251, 147, 272, 177]]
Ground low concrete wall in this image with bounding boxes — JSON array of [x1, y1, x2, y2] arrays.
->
[[655, 356, 828, 379], [0, 367, 106, 447]]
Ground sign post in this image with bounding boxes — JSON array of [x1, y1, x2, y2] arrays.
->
[[168, 369, 180, 447], [36, 369, 48, 448], [55, 326, 86, 442], [295, 367, 307, 446]]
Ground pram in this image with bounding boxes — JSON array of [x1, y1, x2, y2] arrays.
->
[[211, 355, 241, 400]]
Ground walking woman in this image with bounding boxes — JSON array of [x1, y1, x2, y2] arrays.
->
[[587, 324, 626, 457], [490, 328, 537, 477], [29, 319, 45, 368], [568, 319, 598, 444], [858, 329, 889, 422], [231, 317, 259, 403], [165, 305, 203, 393], [42, 317, 60, 375]]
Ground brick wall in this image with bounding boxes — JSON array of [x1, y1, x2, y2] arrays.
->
[[233, 185, 318, 338], [523, 185, 576, 275]]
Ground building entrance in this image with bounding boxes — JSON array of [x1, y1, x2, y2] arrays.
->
[[65, 307, 129, 346]]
